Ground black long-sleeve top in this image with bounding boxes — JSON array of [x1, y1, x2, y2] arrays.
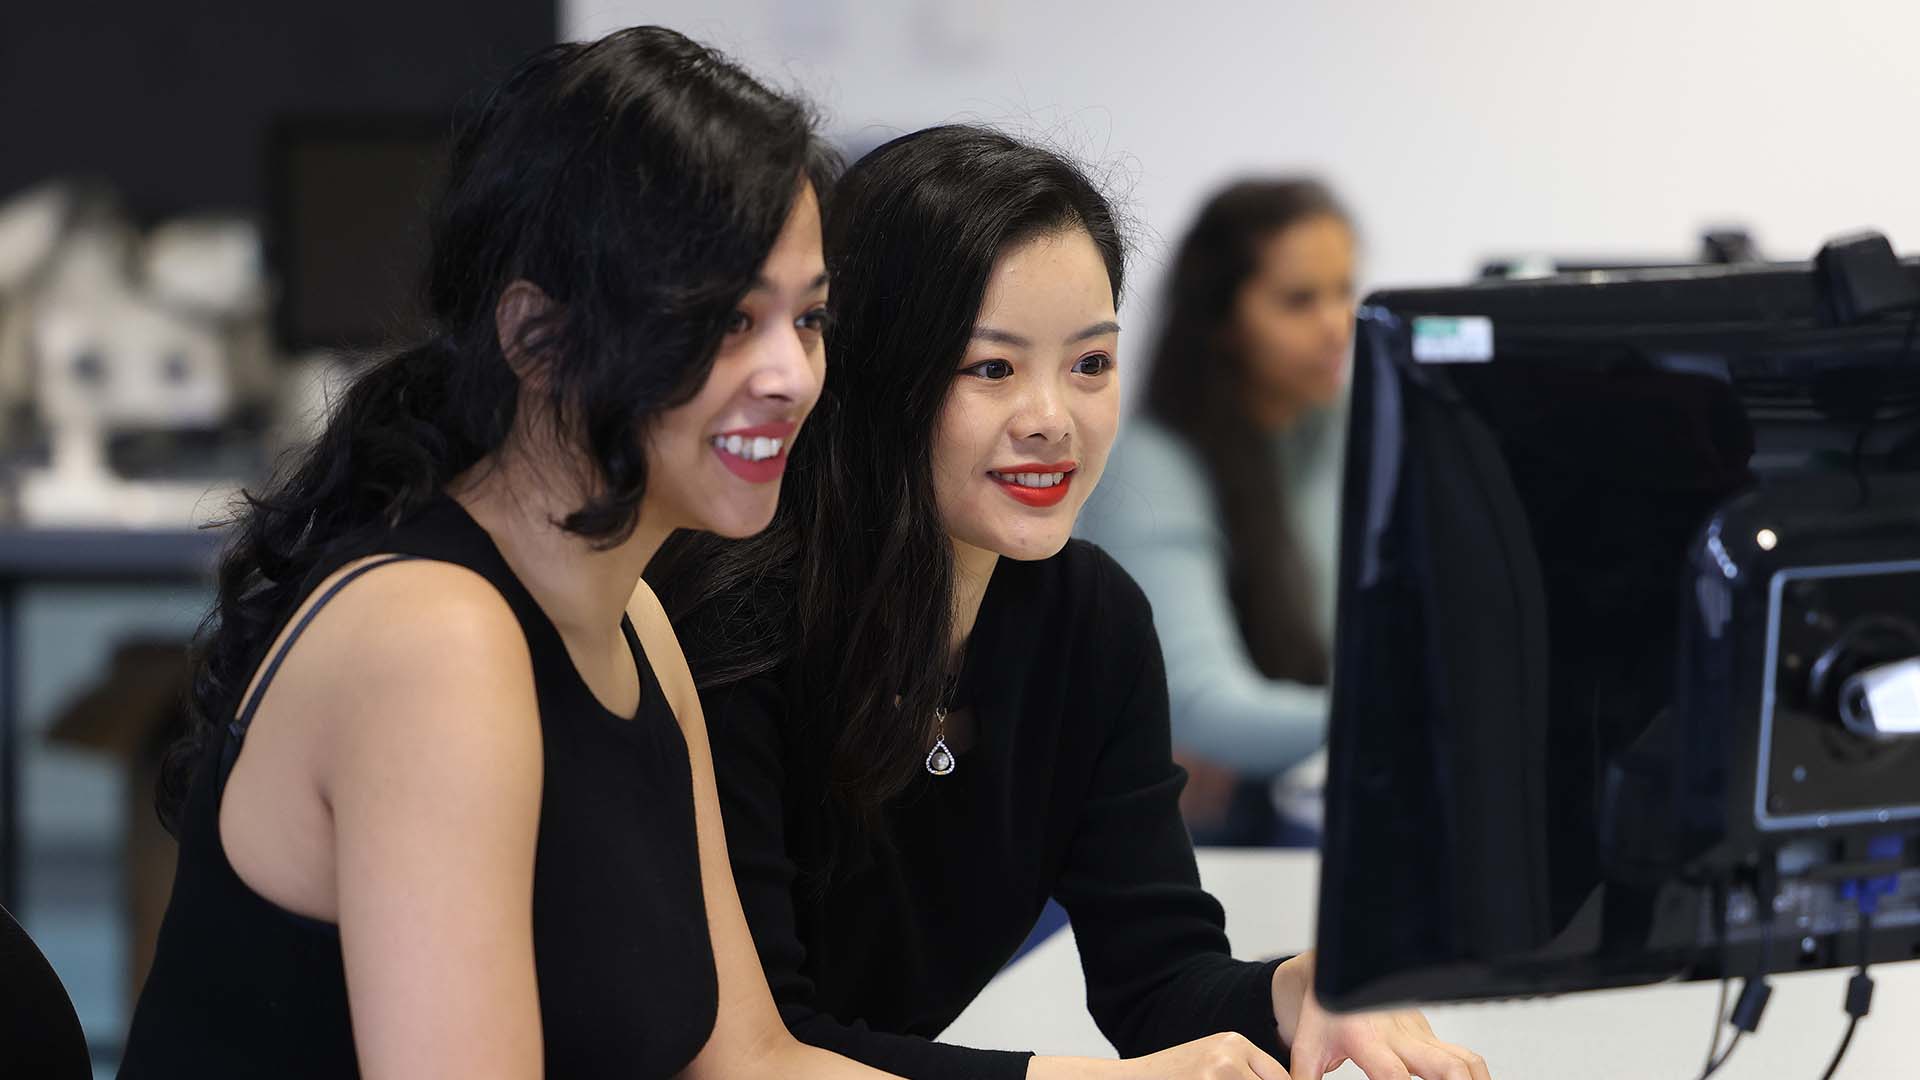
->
[[703, 540, 1287, 1079]]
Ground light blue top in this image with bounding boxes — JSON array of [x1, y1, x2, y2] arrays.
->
[[1077, 407, 1344, 776]]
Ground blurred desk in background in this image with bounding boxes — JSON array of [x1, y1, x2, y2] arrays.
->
[[946, 849, 1918, 1078], [0, 527, 220, 910]]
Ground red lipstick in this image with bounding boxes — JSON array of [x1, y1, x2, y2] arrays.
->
[[988, 461, 1077, 508], [712, 421, 798, 484], [719, 421, 797, 439]]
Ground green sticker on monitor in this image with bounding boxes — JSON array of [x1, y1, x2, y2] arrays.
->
[[1412, 315, 1494, 363]]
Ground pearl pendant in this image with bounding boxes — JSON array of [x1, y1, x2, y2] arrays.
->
[[925, 737, 956, 776]]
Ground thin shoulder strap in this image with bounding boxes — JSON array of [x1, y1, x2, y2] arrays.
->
[[227, 554, 422, 744]]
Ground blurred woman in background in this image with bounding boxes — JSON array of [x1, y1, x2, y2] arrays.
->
[[1078, 179, 1357, 845]]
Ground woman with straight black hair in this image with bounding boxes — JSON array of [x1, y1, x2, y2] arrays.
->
[[120, 27, 897, 1080], [1079, 179, 1357, 843], [654, 126, 1489, 1080]]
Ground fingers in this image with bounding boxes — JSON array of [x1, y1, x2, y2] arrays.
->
[[1378, 1008, 1482, 1080], [1293, 1007, 1487, 1080], [1286, 1028, 1328, 1080], [1402, 1040, 1489, 1080], [1345, 1037, 1412, 1080], [1195, 1033, 1291, 1080], [1448, 1041, 1492, 1080], [1246, 1042, 1292, 1080]]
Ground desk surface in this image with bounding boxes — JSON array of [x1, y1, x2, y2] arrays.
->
[[945, 849, 1916, 1078]]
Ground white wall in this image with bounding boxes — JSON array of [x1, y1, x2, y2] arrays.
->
[[567, 0, 1920, 329]]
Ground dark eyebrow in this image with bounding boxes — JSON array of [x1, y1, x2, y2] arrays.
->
[[972, 326, 1029, 348], [973, 320, 1121, 348], [1069, 319, 1122, 343]]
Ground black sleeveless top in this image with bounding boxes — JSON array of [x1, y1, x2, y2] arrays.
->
[[119, 495, 718, 1078]]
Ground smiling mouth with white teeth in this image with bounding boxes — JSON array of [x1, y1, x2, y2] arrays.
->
[[711, 434, 785, 462], [986, 462, 1078, 507], [710, 424, 796, 484], [986, 470, 1068, 488]]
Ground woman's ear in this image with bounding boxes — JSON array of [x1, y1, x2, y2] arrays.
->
[[494, 279, 556, 381]]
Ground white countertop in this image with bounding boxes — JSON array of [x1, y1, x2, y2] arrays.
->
[[943, 849, 1916, 1078]]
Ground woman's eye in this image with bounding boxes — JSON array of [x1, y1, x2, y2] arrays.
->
[[797, 307, 832, 334], [727, 310, 753, 335], [961, 359, 1014, 381], [1073, 353, 1114, 376]]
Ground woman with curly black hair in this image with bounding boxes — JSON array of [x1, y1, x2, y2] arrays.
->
[[122, 27, 895, 1080]]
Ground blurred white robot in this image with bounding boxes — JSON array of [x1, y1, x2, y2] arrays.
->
[[0, 183, 275, 527]]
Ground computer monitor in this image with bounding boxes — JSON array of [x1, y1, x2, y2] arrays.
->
[[1479, 228, 1764, 279], [1315, 256, 1920, 1011]]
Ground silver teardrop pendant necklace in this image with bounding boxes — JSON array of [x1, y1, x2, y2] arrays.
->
[[925, 707, 956, 776]]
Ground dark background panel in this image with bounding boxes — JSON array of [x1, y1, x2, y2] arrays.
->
[[0, 2, 558, 222]]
